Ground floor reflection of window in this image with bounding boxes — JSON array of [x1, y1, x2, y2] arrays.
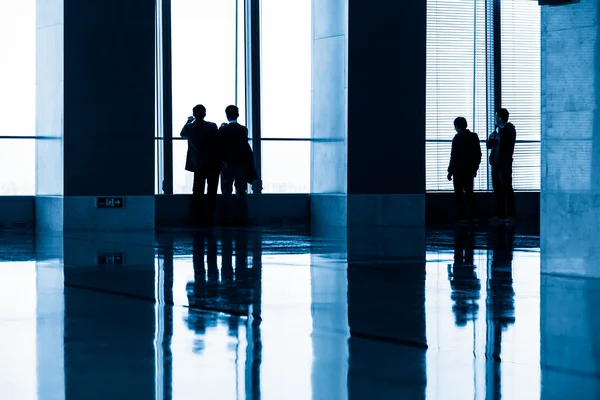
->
[[425, 249, 488, 399], [168, 230, 261, 399], [424, 235, 540, 399], [171, 257, 241, 399], [260, 254, 312, 398], [0, 261, 37, 396]]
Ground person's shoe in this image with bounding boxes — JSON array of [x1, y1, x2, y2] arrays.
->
[[458, 218, 468, 225], [504, 217, 516, 225]]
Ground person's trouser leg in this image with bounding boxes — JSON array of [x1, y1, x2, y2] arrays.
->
[[234, 168, 248, 224], [192, 171, 207, 226], [221, 167, 235, 224], [205, 169, 220, 225], [500, 167, 516, 218], [463, 175, 477, 219], [453, 176, 467, 220], [491, 167, 506, 219]]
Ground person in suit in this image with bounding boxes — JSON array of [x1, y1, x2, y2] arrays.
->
[[447, 117, 482, 223], [219, 105, 257, 225], [487, 108, 517, 223], [181, 104, 221, 226]]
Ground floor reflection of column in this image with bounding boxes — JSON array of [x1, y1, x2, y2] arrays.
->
[[346, 227, 427, 399], [62, 232, 157, 399], [310, 252, 350, 400], [36, 234, 65, 400], [156, 235, 175, 400], [541, 275, 600, 399], [246, 230, 263, 400]]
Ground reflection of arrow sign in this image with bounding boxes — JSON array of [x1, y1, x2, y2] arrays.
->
[[98, 253, 124, 265], [115, 200, 121, 205]]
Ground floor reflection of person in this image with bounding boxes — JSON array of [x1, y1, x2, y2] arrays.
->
[[448, 225, 481, 326], [485, 224, 516, 399], [487, 108, 517, 223], [185, 231, 219, 351], [185, 229, 262, 349]]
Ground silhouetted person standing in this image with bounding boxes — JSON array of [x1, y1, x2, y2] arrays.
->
[[181, 104, 221, 226], [219, 105, 257, 225], [447, 117, 482, 222], [487, 108, 516, 223]]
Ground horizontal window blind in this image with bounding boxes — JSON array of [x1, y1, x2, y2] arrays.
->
[[501, 0, 541, 190], [426, 0, 492, 191], [512, 142, 541, 190]]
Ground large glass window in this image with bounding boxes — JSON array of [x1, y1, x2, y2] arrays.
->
[[261, 141, 310, 193], [260, 0, 311, 193], [171, 0, 245, 194], [426, 0, 541, 192], [501, 0, 541, 191], [0, 1, 36, 194], [426, 0, 492, 192]]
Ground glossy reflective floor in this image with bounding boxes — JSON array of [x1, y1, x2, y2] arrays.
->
[[0, 225, 598, 399]]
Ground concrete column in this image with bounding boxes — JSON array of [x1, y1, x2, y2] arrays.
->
[[541, 1, 600, 395], [311, 0, 426, 233], [311, 0, 349, 228], [541, 0, 600, 277], [36, 0, 155, 231]]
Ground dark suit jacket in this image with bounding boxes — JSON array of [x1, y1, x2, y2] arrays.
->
[[219, 122, 249, 166], [181, 119, 220, 172], [219, 122, 258, 183], [448, 130, 482, 177], [487, 123, 516, 168]]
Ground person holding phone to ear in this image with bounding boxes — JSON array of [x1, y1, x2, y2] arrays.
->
[[487, 108, 517, 224], [181, 104, 221, 227]]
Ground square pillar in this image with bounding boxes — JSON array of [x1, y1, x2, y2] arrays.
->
[[311, 0, 426, 238], [36, 0, 156, 231], [541, 1, 600, 395]]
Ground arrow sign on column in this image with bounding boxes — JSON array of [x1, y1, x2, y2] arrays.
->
[[97, 197, 125, 208]]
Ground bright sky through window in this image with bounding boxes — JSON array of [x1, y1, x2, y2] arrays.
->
[[0, 1, 36, 194]]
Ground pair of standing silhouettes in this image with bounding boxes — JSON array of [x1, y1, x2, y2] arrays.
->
[[447, 108, 516, 224], [181, 104, 257, 227]]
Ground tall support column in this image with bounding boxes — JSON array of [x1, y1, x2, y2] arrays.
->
[[36, 0, 156, 231], [247, 0, 262, 194], [541, 0, 600, 396], [310, 0, 426, 240]]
